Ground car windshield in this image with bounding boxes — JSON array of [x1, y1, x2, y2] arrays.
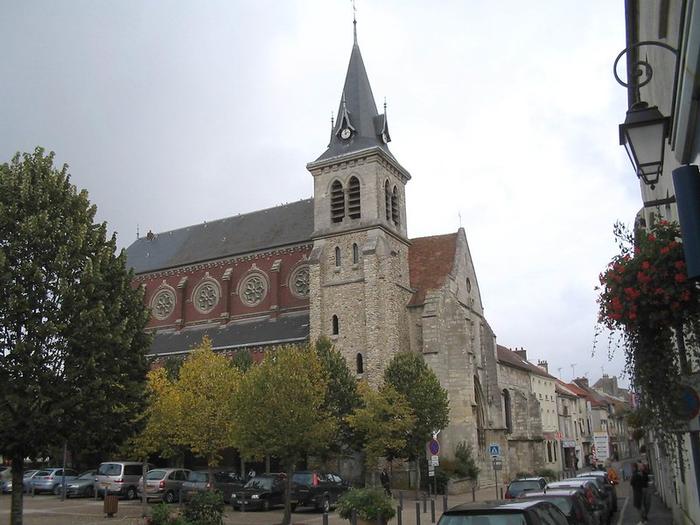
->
[[292, 473, 313, 485], [78, 472, 94, 480], [508, 481, 541, 493], [23, 471, 38, 479], [439, 514, 527, 525], [245, 477, 273, 490], [189, 472, 208, 482], [146, 470, 167, 480], [98, 464, 122, 476], [539, 497, 573, 515]]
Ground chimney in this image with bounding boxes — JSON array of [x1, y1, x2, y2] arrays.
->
[[537, 360, 548, 373], [514, 347, 527, 361], [575, 377, 589, 388], [146, 230, 155, 241]]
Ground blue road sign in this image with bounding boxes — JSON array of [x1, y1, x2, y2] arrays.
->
[[488, 443, 500, 457], [429, 439, 440, 456]]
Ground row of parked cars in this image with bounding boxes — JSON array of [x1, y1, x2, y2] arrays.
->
[[1, 462, 350, 513], [439, 471, 618, 525]]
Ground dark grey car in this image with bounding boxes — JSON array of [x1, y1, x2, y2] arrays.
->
[[57, 470, 97, 498], [181, 469, 244, 504], [438, 500, 570, 525]]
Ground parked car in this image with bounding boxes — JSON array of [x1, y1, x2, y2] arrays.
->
[[504, 477, 547, 499], [181, 469, 244, 504], [56, 470, 97, 498], [137, 468, 191, 503], [1, 479, 11, 494], [438, 500, 570, 525], [292, 471, 349, 512], [231, 473, 289, 511], [22, 470, 40, 493], [31, 468, 79, 494], [576, 472, 618, 512], [518, 488, 602, 525], [547, 480, 611, 524], [95, 461, 150, 500]]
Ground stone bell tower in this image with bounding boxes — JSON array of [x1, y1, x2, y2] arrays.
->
[[307, 22, 412, 385]]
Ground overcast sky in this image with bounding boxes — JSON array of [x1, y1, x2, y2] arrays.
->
[[0, 1, 640, 387]]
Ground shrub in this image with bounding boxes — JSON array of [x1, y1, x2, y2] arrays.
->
[[337, 488, 395, 523], [182, 490, 224, 525], [535, 468, 557, 481], [454, 441, 480, 479], [149, 503, 173, 525]]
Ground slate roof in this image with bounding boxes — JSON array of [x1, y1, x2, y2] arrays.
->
[[408, 233, 458, 306], [315, 33, 395, 163], [148, 313, 309, 356], [496, 345, 557, 380], [126, 199, 314, 274]]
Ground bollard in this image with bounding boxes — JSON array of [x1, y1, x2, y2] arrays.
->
[[323, 511, 329, 525], [423, 492, 427, 513], [397, 505, 402, 525], [416, 501, 421, 525], [443, 494, 448, 512], [351, 508, 357, 525], [472, 486, 476, 502], [499, 487, 503, 499], [430, 498, 435, 523], [31, 485, 35, 498]]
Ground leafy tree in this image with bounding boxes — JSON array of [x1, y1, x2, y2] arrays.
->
[[314, 337, 361, 456], [346, 382, 415, 472], [232, 345, 335, 525], [176, 337, 241, 473], [0, 149, 150, 525], [383, 352, 449, 494]]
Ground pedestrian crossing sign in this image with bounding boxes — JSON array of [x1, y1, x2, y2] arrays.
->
[[489, 443, 501, 457]]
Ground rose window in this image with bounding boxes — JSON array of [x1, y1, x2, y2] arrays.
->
[[192, 281, 220, 314], [241, 275, 267, 306], [291, 266, 310, 298], [152, 289, 175, 320]]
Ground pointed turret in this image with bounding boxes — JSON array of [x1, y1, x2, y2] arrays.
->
[[316, 25, 392, 162]]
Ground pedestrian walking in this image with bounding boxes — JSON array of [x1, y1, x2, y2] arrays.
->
[[630, 463, 648, 524], [380, 467, 391, 497], [641, 463, 652, 520]]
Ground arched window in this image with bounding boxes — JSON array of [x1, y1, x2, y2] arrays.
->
[[391, 186, 400, 226], [547, 441, 553, 463], [331, 180, 345, 223], [348, 176, 361, 219], [502, 389, 512, 434], [332, 315, 339, 335], [356, 353, 364, 374], [384, 180, 391, 220], [474, 376, 486, 451], [335, 246, 341, 267], [352, 243, 359, 264]]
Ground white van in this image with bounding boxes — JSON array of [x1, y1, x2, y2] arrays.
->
[[95, 461, 150, 500]]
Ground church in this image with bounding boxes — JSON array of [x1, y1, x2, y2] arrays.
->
[[126, 23, 538, 480]]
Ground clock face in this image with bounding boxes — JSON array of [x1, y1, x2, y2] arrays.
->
[[340, 128, 351, 140], [381, 132, 389, 144]]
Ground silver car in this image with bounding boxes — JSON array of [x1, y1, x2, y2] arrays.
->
[[95, 461, 150, 500], [31, 468, 79, 494], [137, 468, 191, 503]]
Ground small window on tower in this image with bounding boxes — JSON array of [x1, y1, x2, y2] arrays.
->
[[335, 246, 341, 267], [356, 353, 364, 374], [332, 315, 339, 335], [384, 180, 391, 221], [352, 243, 359, 264], [331, 180, 345, 223], [348, 176, 361, 219], [391, 186, 400, 226]]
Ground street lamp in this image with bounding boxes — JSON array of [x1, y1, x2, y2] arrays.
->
[[613, 40, 678, 189], [619, 101, 670, 189]]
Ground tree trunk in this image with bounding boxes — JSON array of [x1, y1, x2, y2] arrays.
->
[[414, 458, 421, 500], [141, 460, 148, 518], [10, 453, 24, 525], [281, 462, 295, 525]]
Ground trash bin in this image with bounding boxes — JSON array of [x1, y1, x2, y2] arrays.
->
[[104, 494, 118, 517]]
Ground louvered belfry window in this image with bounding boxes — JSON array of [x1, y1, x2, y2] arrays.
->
[[348, 176, 361, 219], [331, 180, 345, 223], [384, 180, 391, 220], [391, 186, 400, 226]]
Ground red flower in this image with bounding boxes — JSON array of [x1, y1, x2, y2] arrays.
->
[[675, 260, 686, 270], [681, 290, 691, 302], [647, 233, 657, 241], [641, 261, 651, 270], [660, 247, 670, 255], [675, 273, 686, 283]]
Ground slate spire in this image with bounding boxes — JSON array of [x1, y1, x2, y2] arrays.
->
[[316, 22, 392, 162]]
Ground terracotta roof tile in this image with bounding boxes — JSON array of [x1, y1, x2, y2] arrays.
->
[[408, 233, 458, 306]]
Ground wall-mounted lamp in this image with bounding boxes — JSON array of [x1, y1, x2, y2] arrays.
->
[[613, 41, 678, 189]]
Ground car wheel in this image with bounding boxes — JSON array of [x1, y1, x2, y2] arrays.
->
[[321, 497, 330, 513], [164, 491, 175, 504], [126, 486, 137, 500], [86, 486, 94, 498], [53, 485, 62, 496]]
